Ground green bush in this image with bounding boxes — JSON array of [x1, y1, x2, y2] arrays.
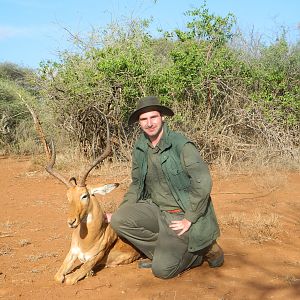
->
[[2, 3, 299, 169]]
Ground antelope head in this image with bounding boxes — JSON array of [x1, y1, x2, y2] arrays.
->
[[46, 115, 118, 228]]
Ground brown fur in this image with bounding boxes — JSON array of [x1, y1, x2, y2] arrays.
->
[[54, 184, 140, 285]]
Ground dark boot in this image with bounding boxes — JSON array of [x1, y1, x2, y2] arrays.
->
[[203, 241, 224, 268]]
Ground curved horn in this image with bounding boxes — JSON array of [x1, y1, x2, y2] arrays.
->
[[78, 111, 111, 187], [46, 140, 73, 188]]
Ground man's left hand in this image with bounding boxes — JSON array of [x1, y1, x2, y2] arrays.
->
[[104, 213, 112, 223], [169, 219, 191, 236]]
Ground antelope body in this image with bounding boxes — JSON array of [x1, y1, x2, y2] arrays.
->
[[46, 115, 140, 285]]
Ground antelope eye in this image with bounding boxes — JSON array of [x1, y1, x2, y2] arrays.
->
[[80, 194, 89, 201]]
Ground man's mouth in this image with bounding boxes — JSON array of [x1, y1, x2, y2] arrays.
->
[[147, 127, 156, 132]]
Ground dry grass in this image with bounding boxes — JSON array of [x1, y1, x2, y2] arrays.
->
[[26, 252, 58, 262], [19, 239, 31, 247], [220, 212, 281, 243], [247, 213, 281, 243], [1, 219, 17, 229], [0, 220, 16, 238], [30, 150, 131, 184], [251, 171, 288, 193], [212, 153, 298, 180], [276, 274, 300, 286], [0, 244, 13, 256], [48, 234, 62, 241]]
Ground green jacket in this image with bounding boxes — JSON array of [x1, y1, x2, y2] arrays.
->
[[122, 123, 220, 252]]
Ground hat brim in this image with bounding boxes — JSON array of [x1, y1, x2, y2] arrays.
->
[[128, 105, 174, 125]]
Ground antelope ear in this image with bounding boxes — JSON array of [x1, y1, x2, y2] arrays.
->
[[90, 183, 119, 196]]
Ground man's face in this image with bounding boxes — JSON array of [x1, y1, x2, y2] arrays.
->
[[139, 110, 163, 139]]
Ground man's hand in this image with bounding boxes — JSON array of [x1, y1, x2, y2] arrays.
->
[[169, 218, 191, 236], [104, 213, 112, 223]]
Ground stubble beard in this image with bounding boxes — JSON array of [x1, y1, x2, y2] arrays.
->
[[144, 123, 163, 142]]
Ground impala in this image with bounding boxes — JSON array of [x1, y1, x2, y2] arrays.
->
[[46, 116, 140, 285]]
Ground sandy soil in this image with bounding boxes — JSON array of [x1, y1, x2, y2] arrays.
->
[[0, 156, 299, 300]]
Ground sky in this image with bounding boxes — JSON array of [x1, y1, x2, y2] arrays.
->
[[1, 0, 299, 70]]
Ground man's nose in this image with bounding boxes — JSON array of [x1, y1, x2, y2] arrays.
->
[[147, 118, 153, 127]]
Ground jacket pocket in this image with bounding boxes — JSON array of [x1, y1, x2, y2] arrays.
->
[[169, 167, 191, 190]]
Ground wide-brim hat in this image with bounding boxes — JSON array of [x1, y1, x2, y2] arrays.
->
[[128, 96, 174, 125]]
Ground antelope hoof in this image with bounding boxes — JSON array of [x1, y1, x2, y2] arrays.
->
[[86, 269, 94, 278], [54, 272, 65, 283], [65, 274, 78, 285]]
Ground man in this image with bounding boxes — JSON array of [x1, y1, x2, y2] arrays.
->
[[110, 96, 223, 279]]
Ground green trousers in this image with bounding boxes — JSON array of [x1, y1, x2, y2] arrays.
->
[[111, 199, 203, 279]]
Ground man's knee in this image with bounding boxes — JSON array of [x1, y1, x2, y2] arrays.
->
[[151, 262, 178, 279], [151, 254, 203, 279]]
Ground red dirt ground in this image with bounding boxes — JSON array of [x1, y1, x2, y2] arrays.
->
[[0, 157, 299, 300]]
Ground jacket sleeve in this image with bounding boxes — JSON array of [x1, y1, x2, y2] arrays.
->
[[120, 149, 141, 206], [181, 143, 212, 223]]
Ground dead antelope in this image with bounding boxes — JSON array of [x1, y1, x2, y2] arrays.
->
[[46, 116, 140, 285]]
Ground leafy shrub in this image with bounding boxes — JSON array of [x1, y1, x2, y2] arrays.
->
[[1, 3, 299, 169]]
